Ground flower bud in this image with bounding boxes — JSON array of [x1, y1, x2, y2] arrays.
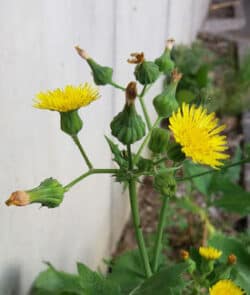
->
[[154, 171, 176, 197], [180, 250, 190, 261], [110, 82, 145, 145], [75, 46, 113, 85], [155, 39, 175, 74], [167, 142, 186, 162], [60, 110, 83, 136], [148, 128, 170, 154], [5, 178, 65, 208], [153, 69, 182, 118], [129, 52, 160, 85], [228, 254, 237, 265]]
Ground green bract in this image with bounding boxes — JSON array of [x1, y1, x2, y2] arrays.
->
[[154, 171, 176, 197], [153, 69, 181, 118], [60, 110, 83, 135], [87, 58, 113, 85], [28, 178, 65, 208], [134, 61, 160, 85], [110, 103, 145, 145], [155, 39, 175, 75], [148, 127, 170, 154]]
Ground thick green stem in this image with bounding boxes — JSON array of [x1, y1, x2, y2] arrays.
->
[[127, 144, 152, 278], [109, 81, 126, 91], [177, 158, 250, 182], [133, 117, 162, 166], [152, 196, 169, 273], [71, 135, 93, 169], [64, 168, 118, 191]]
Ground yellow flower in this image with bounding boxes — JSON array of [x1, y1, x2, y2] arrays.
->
[[34, 83, 99, 112], [210, 280, 245, 295], [169, 103, 229, 168], [199, 246, 222, 260]]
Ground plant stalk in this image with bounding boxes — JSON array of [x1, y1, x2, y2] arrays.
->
[[71, 135, 93, 169], [127, 144, 152, 278], [152, 196, 169, 273], [64, 168, 118, 191], [177, 158, 250, 182]]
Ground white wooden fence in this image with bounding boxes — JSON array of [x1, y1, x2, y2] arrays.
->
[[0, 1, 209, 294]]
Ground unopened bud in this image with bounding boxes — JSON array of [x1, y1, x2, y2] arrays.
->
[[228, 254, 237, 265], [180, 250, 190, 260], [154, 171, 176, 197], [148, 128, 170, 154]]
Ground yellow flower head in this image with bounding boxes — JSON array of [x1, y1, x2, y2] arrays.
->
[[34, 83, 99, 112], [169, 103, 229, 168], [199, 246, 222, 260], [210, 280, 245, 295]]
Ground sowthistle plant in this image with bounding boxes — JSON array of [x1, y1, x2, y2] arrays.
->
[[5, 39, 249, 295]]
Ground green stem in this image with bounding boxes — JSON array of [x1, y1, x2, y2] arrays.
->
[[71, 135, 93, 169], [64, 168, 118, 191], [139, 93, 152, 130], [133, 117, 162, 166], [109, 81, 126, 91], [152, 196, 169, 273], [127, 144, 152, 278], [177, 158, 250, 182]]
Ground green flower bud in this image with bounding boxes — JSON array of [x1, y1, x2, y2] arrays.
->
[[75, 46, 113, 85], [110, 82, 146, 145], [128, 52, 160, 85], [167, 142, 186, 162], [155, 39, 175, 74], [154, 171, 176, 197], [6, 178, 65, 208], [148, 127, 170, 153], [153, 69, 182, 118], [60, 110, 83, 136]]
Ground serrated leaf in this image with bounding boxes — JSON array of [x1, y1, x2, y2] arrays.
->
[[105, 136, 128, 169], [209, 233, 250, 293], [30, 264, 83, 295], [108, 249, 145, 294], [131, 263, 188, 295], [77, 263, 120, 295]]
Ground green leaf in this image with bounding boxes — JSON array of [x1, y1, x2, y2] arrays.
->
[[131, 263, 188, 295], [183, 161, 213, 195], [195, 64, 209, 88], [210, 176, 250, 215], [108, 249, 145, 294], [30, 264, 83, 295], [77, 263, 120, 295], [176, 89, 196, 104], [105, 136, 128, 169], [209, 233, 250, 293]]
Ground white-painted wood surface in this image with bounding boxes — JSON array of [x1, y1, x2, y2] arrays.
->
[[0, 1, 209, 294]]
